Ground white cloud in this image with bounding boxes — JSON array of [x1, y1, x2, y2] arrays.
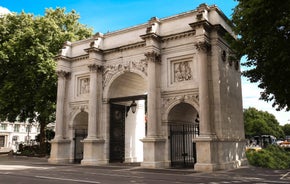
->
[[0, 6, 10, 16], [242, 77, 290, 125]]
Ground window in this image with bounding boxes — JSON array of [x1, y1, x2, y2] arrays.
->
[[26, 125, 31, 133], [14, 124, 20, 132], [12, 136, 18, 141], [0, 124, 7, 130], [0, 136, 4, 147]]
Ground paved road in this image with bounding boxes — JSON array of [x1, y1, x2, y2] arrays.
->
[[0, 155, 289, 184]]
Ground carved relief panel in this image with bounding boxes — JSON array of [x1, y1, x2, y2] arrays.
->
[[173, 61, 192, 82], [169, 56, 195, 85], [76, 75, 90, 97]]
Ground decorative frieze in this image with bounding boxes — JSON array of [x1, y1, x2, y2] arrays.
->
[[132, 59, 147, 75]]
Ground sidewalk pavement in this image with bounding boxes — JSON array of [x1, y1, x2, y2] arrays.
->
[[0, 153, 289, 182]]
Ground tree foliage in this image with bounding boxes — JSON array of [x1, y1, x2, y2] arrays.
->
[[231, 0, 290, 111], [244, 107, 284, 138], [0, 8, 93, 153], [282, 124, 290, 136], [246, 145, 290, 169]]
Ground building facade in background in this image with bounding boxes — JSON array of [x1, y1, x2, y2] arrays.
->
[[49, 4, 247, 171], [0, 121, 39, 152]]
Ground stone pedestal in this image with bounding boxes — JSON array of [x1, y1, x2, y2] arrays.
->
[[81, 138, 107, 165], [194, 138, 218, 171], [48, 139, 71, 164], [141, 137, 166, 168]]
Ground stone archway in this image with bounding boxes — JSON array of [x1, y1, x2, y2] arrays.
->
[[73, 111, 88, 163], [168, 102, 199, 168], [107, 71, 147, 163]]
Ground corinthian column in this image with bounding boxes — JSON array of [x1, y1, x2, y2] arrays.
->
[[195, 41, 212, 137], [87, 64, 102, 139], [145, 51, 161, 137], [55, 70, 70, 140], [81, 63, 106, 166]]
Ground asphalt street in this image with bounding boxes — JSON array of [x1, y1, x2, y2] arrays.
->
[[0, 154, 289, 184]]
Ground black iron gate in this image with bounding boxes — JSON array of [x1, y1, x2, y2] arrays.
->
[[74, 129, 87, 163], [110, 104, 126, 163], [170, 123, 199, 168]]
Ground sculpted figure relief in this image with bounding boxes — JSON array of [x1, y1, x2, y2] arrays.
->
[[174, 61, 192, 82], [80, 78, 90, 94]]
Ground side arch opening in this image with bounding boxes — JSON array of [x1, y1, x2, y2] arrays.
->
[[73, 111, 88, 163], [168, 102, 199, 168]]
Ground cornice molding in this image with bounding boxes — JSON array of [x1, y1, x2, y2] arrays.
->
[[161, 30, 196, 42], [103, 41, 146, 54], [140, 32, 161, 41], [189, 20, 213, 32], [55, 54, 89, 62]]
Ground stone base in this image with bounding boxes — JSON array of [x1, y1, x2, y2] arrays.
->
[[194, 163, 218, 172], [193, 136, 248, 172], [81, 138, 107, 166], [48, 139, 71, 164], [140, 137, 167, 168], [217, 159, 248, 170]]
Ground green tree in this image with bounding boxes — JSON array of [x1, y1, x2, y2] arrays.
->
[[282, 124, 290, 136], [0, 8, 93, 153], [244, 107, 285, 139], [230, 0, 290, 111]]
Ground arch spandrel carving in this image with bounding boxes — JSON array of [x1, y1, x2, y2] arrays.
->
[[102, 60, 148, 99], [161, 92, 199, 122], [69, 101, 89, 123]]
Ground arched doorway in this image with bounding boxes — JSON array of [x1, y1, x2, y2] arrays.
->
[[168, 102, 199, 168], [73, 111, 88, 163], [107, 72, 147, 163]]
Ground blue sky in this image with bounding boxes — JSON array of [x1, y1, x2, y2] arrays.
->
[[1, 0, 289, 125], [1, 0, 238, 33]]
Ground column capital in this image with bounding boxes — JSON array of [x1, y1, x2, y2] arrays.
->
[[88, 64, 104, 72], [144, 51, 161, 63], [56, 70, 70, 78], [195, 41, 211, 53]]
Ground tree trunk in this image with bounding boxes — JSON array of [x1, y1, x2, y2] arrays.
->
[[39, 121, 46, 155]]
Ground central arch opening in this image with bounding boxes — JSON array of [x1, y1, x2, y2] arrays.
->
[[108, 72, 147, 163]]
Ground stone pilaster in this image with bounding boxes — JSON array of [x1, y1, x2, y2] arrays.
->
[[81, 63, 106, 166], [54, 70, 70, 140], [190, 17, 219, 171], [86, 64, 102, 139], [195, 41, 213, 138], [48, 70, 71, 164], [140, 27, 166, 168], [145, 51, 160, 137]]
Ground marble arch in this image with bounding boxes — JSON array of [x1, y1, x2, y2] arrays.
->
[[49, 4, 247, 171]]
